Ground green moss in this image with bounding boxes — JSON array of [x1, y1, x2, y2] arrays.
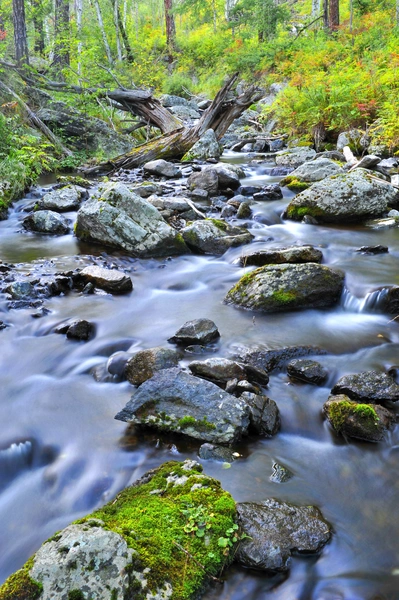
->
[[280, 176, 310, 191], [286, 204, 325, 220], [271, 290, 297, 305], [208, 218, 228, 232], [0, 558, 42, 600], [328, 400, 379, 433], [68, 591, 85, 600], [56, 176, 92, 188], [78, 461, 237, 600], [178, 416, 216, 431]]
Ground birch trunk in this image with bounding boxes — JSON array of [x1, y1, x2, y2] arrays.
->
[[92, 0, 113, 66]]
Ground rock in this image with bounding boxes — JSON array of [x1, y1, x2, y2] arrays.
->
[[23, 210, 70, 235], [187, 169, 219, 196], [355, 245, 388, 254], [0, 461, 238, 600], [231, 345, 327, 373], [225, 263, 344, 313], [207, 165, 240, 190], [75, 182, 188, 257], [253, 184, 283, 201], [350, 154, 381, 171], [143, 159, 182, 179], [337, 129, 368, 153], [323, 394, 395, 442], [188, 188, 209, 201], [115, 368, 251, 444], [188, 358, 247, 383], [182, 219, 253, 255], [55, 319, 95, 341], [286, 169, 399, 223], [168, 319, 220, 346], [287, 359, 328, 385], [148, 195, 202, 221], [78, 265, 133, 294], [161, 94, 192, 107], [315, 150, 346, 162], [36, 100, 132, 156], [239, 185, 261, 196], [169, 105, 201, 120], [281, 157, 343, 183], [236, 203, 252, 218], [240, 392, 280, 437], [235, 499, 331, 572], [238, 245, 323, 267], [125, 347, 181, 386], [5, 281, 34, 299], [275, 147, 317, 168], [198, 443, 237, 462], [182, 129, 221, 161], [331, 371, 399, 404], [270, 463, 293, 483], [37, 186, 81, 212], [106, 351, 131, 377], [131, 182, 163, 198], [375, 157, 399, 176], [221, 204, 237, 218]]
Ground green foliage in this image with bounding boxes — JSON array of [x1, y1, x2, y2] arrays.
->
[[0, 558, 42, 600], [163, 72, 193, 97]]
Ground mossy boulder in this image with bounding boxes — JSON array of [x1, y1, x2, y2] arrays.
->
[[323, 394, 395, 442], [0, 461, 238, 600], [224, 263, 344, 313], [280, 158, 343, 187], [182, 219, 253, 255], [285, 169, 399, 223], [238, 245, 323, 267]]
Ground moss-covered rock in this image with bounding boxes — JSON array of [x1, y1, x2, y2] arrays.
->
[[224, 263, 344, 313], [0, 461, 238, 600]]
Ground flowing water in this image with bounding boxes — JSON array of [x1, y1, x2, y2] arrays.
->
[[1, 154, 399, 600]]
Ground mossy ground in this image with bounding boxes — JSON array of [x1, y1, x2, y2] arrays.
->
[[0, 558, 42, 600], [77, 461, 237, 599], [328, 400, 379, 433]]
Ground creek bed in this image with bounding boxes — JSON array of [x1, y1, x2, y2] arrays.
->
[[0, 155, 398, 599]]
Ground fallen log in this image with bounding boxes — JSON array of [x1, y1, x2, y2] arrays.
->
[[84, 73, 264, 174]]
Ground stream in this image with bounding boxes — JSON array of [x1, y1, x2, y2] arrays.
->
[[1, 153, 399, 600]]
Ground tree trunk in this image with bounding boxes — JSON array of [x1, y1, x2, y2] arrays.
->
[[112, 0, 123, 60], [53, 0, 70, 75], [328, 0, 339, 31], [31, 0, 45, 54], [85, 73, 264, 173], [323, 0, 328, 29], [75, 0, 83, 75], [311, 0, 320, 17], [164, 0, 176, 58], [12, 0, 29, 65], [114, 0, 134, 62], [92, 0, 114, 66]]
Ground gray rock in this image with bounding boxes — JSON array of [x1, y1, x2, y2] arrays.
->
[[375, 157, 399, 176], [182, 219, 253, 255], [37, 186, 81, 212], [284, 157, 343, 182], [182, 129, 221, 161], [107, 351, 131, 377], [350, 154, 381, 171], [270, 463, 293, 483], [169, 105, 201, 119], [315, 150, 345, 162], [286, 169, 399, 223], [337, 129, 368, 153], [225, 263, 344, 312], [161, 94, 192, 107], [241, 392, 280, 437], [168, 319, 220, 345], [331, 370, 399, 404], [188, 188, 209, 201], [275, 147, 316, 168], [143, 159, 182, 179], [30, 522, 134, 600], [115, 368, 251, 444], [232, 345, 327, 373], [187, 169, 219, 196], [355, 245, 388, 254], [79, 265, 133, 294], [125, 346, 181, 386], [66, 320, 95, 341], [236, 499, 331, 572], [238, 245, 323, 267], [23, 210, 70, 235], [5, 281, 34, 299], [287, 359, 328, 385], [220, 204, 237, 218], [198, 443, 237, 462], [188, 358, 247, 383], [323, 394, 395, 442], [75, 182, 188, 257], [206, 165, 240, 190], [253, 184, 283, 201], [131, 182, 163, 198]]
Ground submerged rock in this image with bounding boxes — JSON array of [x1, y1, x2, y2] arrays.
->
[[125, 346, 181, 386], [198, 443, 238, 462], [75, 182, 188, 257], [0, 460, 238, 600], [270, 463, 294, 483], [238, 245, 323, 267], [331, 370, 399, 404], [78, 265, 133, 294], [182, 219, 253, 255], [168, 318, 220, 346], [115, 367, 251, 444], [286, 169, 399, 223], [225, 263, 344, 312], [23, 210, 70, 235], [235, 499, 331, 572], [323, 394, 395, 442], [287, 359, 328, 385]]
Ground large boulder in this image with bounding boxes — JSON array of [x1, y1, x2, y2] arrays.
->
[[235, 499, 331, 572], [182, 129, 221, 161], [238, 245, 323, 267], [323, 394, 395, 442], [37, 186, 82, 212], [275, 147, 316, 168], [23, 210, 70, 235], [280, 157, 343, 183], [286, 169, 399, 223], [75, 182, 188, 257], [331, 370, 399, 404], [0, 460, 238, 600], [225, 263, 344, 312], [115, 367, 251, 444], [182, 219, 253, 255]]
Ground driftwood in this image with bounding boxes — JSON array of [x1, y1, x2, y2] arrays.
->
[[85, 73, 264, 174]]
